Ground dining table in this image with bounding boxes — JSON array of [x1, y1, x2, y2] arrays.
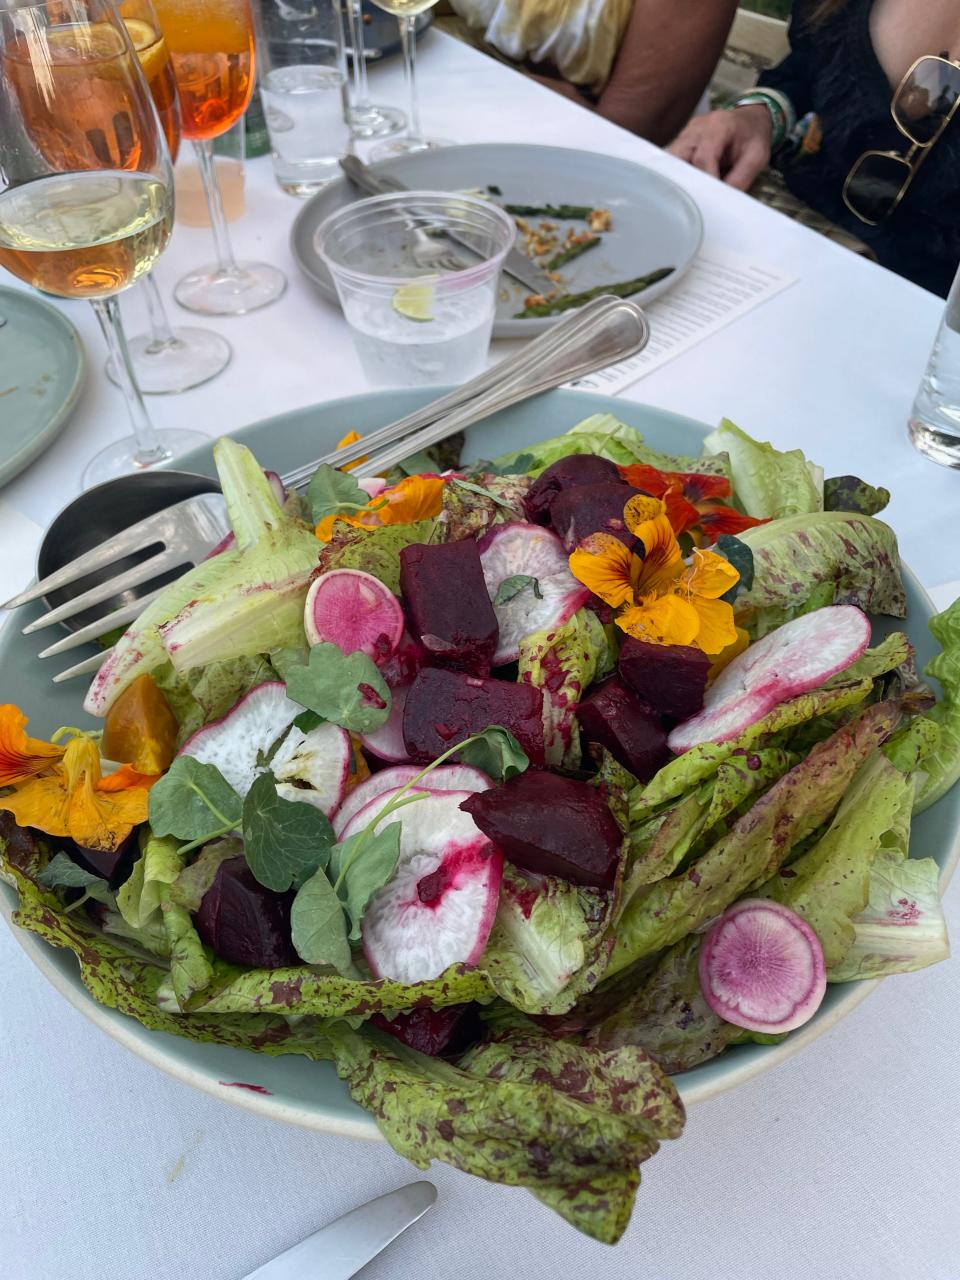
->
[[1, 25, 958, 1280]]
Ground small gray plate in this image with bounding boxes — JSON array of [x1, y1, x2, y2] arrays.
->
[[291, 142, 703, 338], [0, 286, 85, 488]]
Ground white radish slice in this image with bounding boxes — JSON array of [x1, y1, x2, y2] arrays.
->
[[698, 898, 827, 1033], [668, 605, 871, 754], [358, 790, 503, 983], [179, 681, 351, 816], [478, 522, 590, 665], [304, 568, 404, 664], [333, 763, 491, 837], [360, 678, 411, 762]]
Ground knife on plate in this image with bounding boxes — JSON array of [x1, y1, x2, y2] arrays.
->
[[240, 1182, 437, 1280], [339, 154, 555, 295]]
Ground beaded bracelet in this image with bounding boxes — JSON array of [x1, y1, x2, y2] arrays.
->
[[729, 89, 797, 152]]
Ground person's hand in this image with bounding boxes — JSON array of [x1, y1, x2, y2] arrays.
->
[[669, 104, 773, 190]]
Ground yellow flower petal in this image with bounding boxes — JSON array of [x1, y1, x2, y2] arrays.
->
[[0, 704, 64, 787], [336, 431, 367, 472], [709, 626, 750, 678], [617, 593, 700, 647], [690, 595, 740, 657], [0, 775, 73, 837], [569, 534, 641, 609], [623, 494, 666, 535], [683, 549, 740, 600], [633, 515, 684, 594], [377, 474, 445, 525]]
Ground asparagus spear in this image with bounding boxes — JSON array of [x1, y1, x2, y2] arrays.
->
[[514, 267, 675, 318], [505, 203, 595, 219], [544, 235, 601, 271]]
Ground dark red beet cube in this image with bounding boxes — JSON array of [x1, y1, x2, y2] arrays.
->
[[399, 540, 499, 675], [461, 771, 622, 889], [549, 482, 647, 551], [577, 677, 670, 783], [618, 638, 711, 721], [371, 1003, 479, 1057], [402, 667, 545, 766], [68, 829, 140, 889], [194, 856, 298, 968], [523, 454, 625, 524]]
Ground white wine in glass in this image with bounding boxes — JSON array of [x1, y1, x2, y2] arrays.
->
[[368, 0, 446, 158]]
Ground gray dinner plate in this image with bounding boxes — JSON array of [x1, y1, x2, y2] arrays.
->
[[290, 143, 703, 338], [0, 286, 85, 488]]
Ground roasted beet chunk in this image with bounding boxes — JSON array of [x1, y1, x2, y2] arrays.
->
[[523, 454, 625, 524], [618, 638, 711, 721], [402, 667, 545, 766], [399, 540, 499, 674], [195, 856, 298, 968], [371, 1003, 481, 1057], [549, 482, 647, 551], [577, 677, 670, 783], [68, 829, 140, 889], [461, 771, 622, 889]]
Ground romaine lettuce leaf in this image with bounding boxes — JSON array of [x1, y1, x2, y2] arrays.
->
[[737, 511, 907, 620], [701, 417, 823, 518], [325, 1013, 684, 1243], [518, 608, 610, 768], [913, 596, 960, 811]]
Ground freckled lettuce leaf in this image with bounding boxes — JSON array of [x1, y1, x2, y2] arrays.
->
[[608, 701, 905, 978], [824, 474, 891, 516], [153, 655, 280, 744], [317, 520, 436, 595], [491, 413, 726, 477], [325, 1012, 684, 1244], [518, 608, 610, 768], [911, 596, 960, 812], [702, 417, 823, 518], [736, 511, 907, 621]]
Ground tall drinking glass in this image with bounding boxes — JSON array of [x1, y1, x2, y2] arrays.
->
[[368, 0, 445, 158], [153, 0, 287, 314], [908, 259, 960, 468], [107, 0, 233, 392], [344, 0, 404, 139], [0, 0, 209, 485]]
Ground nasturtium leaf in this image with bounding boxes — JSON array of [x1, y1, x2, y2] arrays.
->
[[334, 823, 402, 941], [458, 726, 529, 782], [38, 852, 115, 906], [147, 756, 242, 848], [241, 773, 335, 892], [714, 533, 754, 604], [284, 642, 391, 734], [290, 867, 352, 972], [306, 464, 369, 525]]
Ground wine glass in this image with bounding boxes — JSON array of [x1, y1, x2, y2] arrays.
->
[[106, 0, 232, 393], [0, 0, 209, 486], [368, 0, 446, 158], [153, 0, 286, 315], [343, 0, 404, 140]]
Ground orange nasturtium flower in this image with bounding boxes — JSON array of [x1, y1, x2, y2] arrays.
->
[[568, 497, 740, 656], [618, 463, 769, 541], [0, 732, 156, 853], [315, 474, 445, 542], [0, 705, 66, 786], [335, 430, 368, 473]]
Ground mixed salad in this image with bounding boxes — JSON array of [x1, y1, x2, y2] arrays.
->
[[1, 414, 957, 1244]]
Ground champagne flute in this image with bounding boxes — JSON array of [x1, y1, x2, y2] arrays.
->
[[344, 0, 404, 140], [0, 0, 209, 486], [106, 0, 233, 393], [368, 0, 445, 159], [153, 0, 286, 315]]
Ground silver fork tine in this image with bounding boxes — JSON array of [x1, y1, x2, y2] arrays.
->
[[22, 547, 188, 634], [52, 648, 112, 683], [0, 499, 198, 611], [37, 586, 167, 658]]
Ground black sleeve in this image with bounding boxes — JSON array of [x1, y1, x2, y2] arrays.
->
[[756, 3, 816, 119]]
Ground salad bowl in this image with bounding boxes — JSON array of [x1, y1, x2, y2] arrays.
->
[[2, 386, 958, 1147]]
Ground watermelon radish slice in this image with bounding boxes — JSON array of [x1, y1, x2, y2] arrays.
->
[[304, 568, 404, 664], [477, 522, 590, 665], [358, 790, 503, 983], [360, 678, 412, 763], [333, 763, 491, 837], [698, 898, 827, 1033], [178, 681, 350, 816], [668, 605, 872, 754]]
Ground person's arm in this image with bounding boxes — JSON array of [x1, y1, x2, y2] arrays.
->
[[595, 0, 740, 144]]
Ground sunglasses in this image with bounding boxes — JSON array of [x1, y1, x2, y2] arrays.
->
[[843, 54, 960, 226]]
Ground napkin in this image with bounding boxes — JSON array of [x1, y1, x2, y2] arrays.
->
[[0, 500, 42, 602]]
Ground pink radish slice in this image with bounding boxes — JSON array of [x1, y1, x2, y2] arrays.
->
[[478, 522, 590, 665], [304, 568, 404, 664], [333, 763, 491, 837], [358, 476, 387, 499], [179, 681, 350, 816], [668, 605, 871, 754], [264, 470, 287, 505], [698, 898, 827, 1033], [358, 790, 503, 983], [361, 679, 412, 762]]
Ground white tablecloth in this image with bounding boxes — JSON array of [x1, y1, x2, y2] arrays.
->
[[1, 29, 958, 1280]]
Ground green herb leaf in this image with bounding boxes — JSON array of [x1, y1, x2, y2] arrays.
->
[[290, 867, 352, 971], [451, 477, 520, 512], [714, 534, 754, 604], [241, 773, 335, 892], [293, 708, 325, 733], [38, 852, 115, 906], [306, 463, 369, 525], [493, 574, 543, 606], [284, 642, 391, 733], [458, 726, 529, 781], [334, 823, 402, 940], [147, 756, 242, 850]]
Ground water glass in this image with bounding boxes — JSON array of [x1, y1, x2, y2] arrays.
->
[[254, 0, 351, 197], [908, 259, 960, 468], [316, 191, 515, 387]]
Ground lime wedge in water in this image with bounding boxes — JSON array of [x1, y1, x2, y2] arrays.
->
[[391, 278, 436, 322]]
